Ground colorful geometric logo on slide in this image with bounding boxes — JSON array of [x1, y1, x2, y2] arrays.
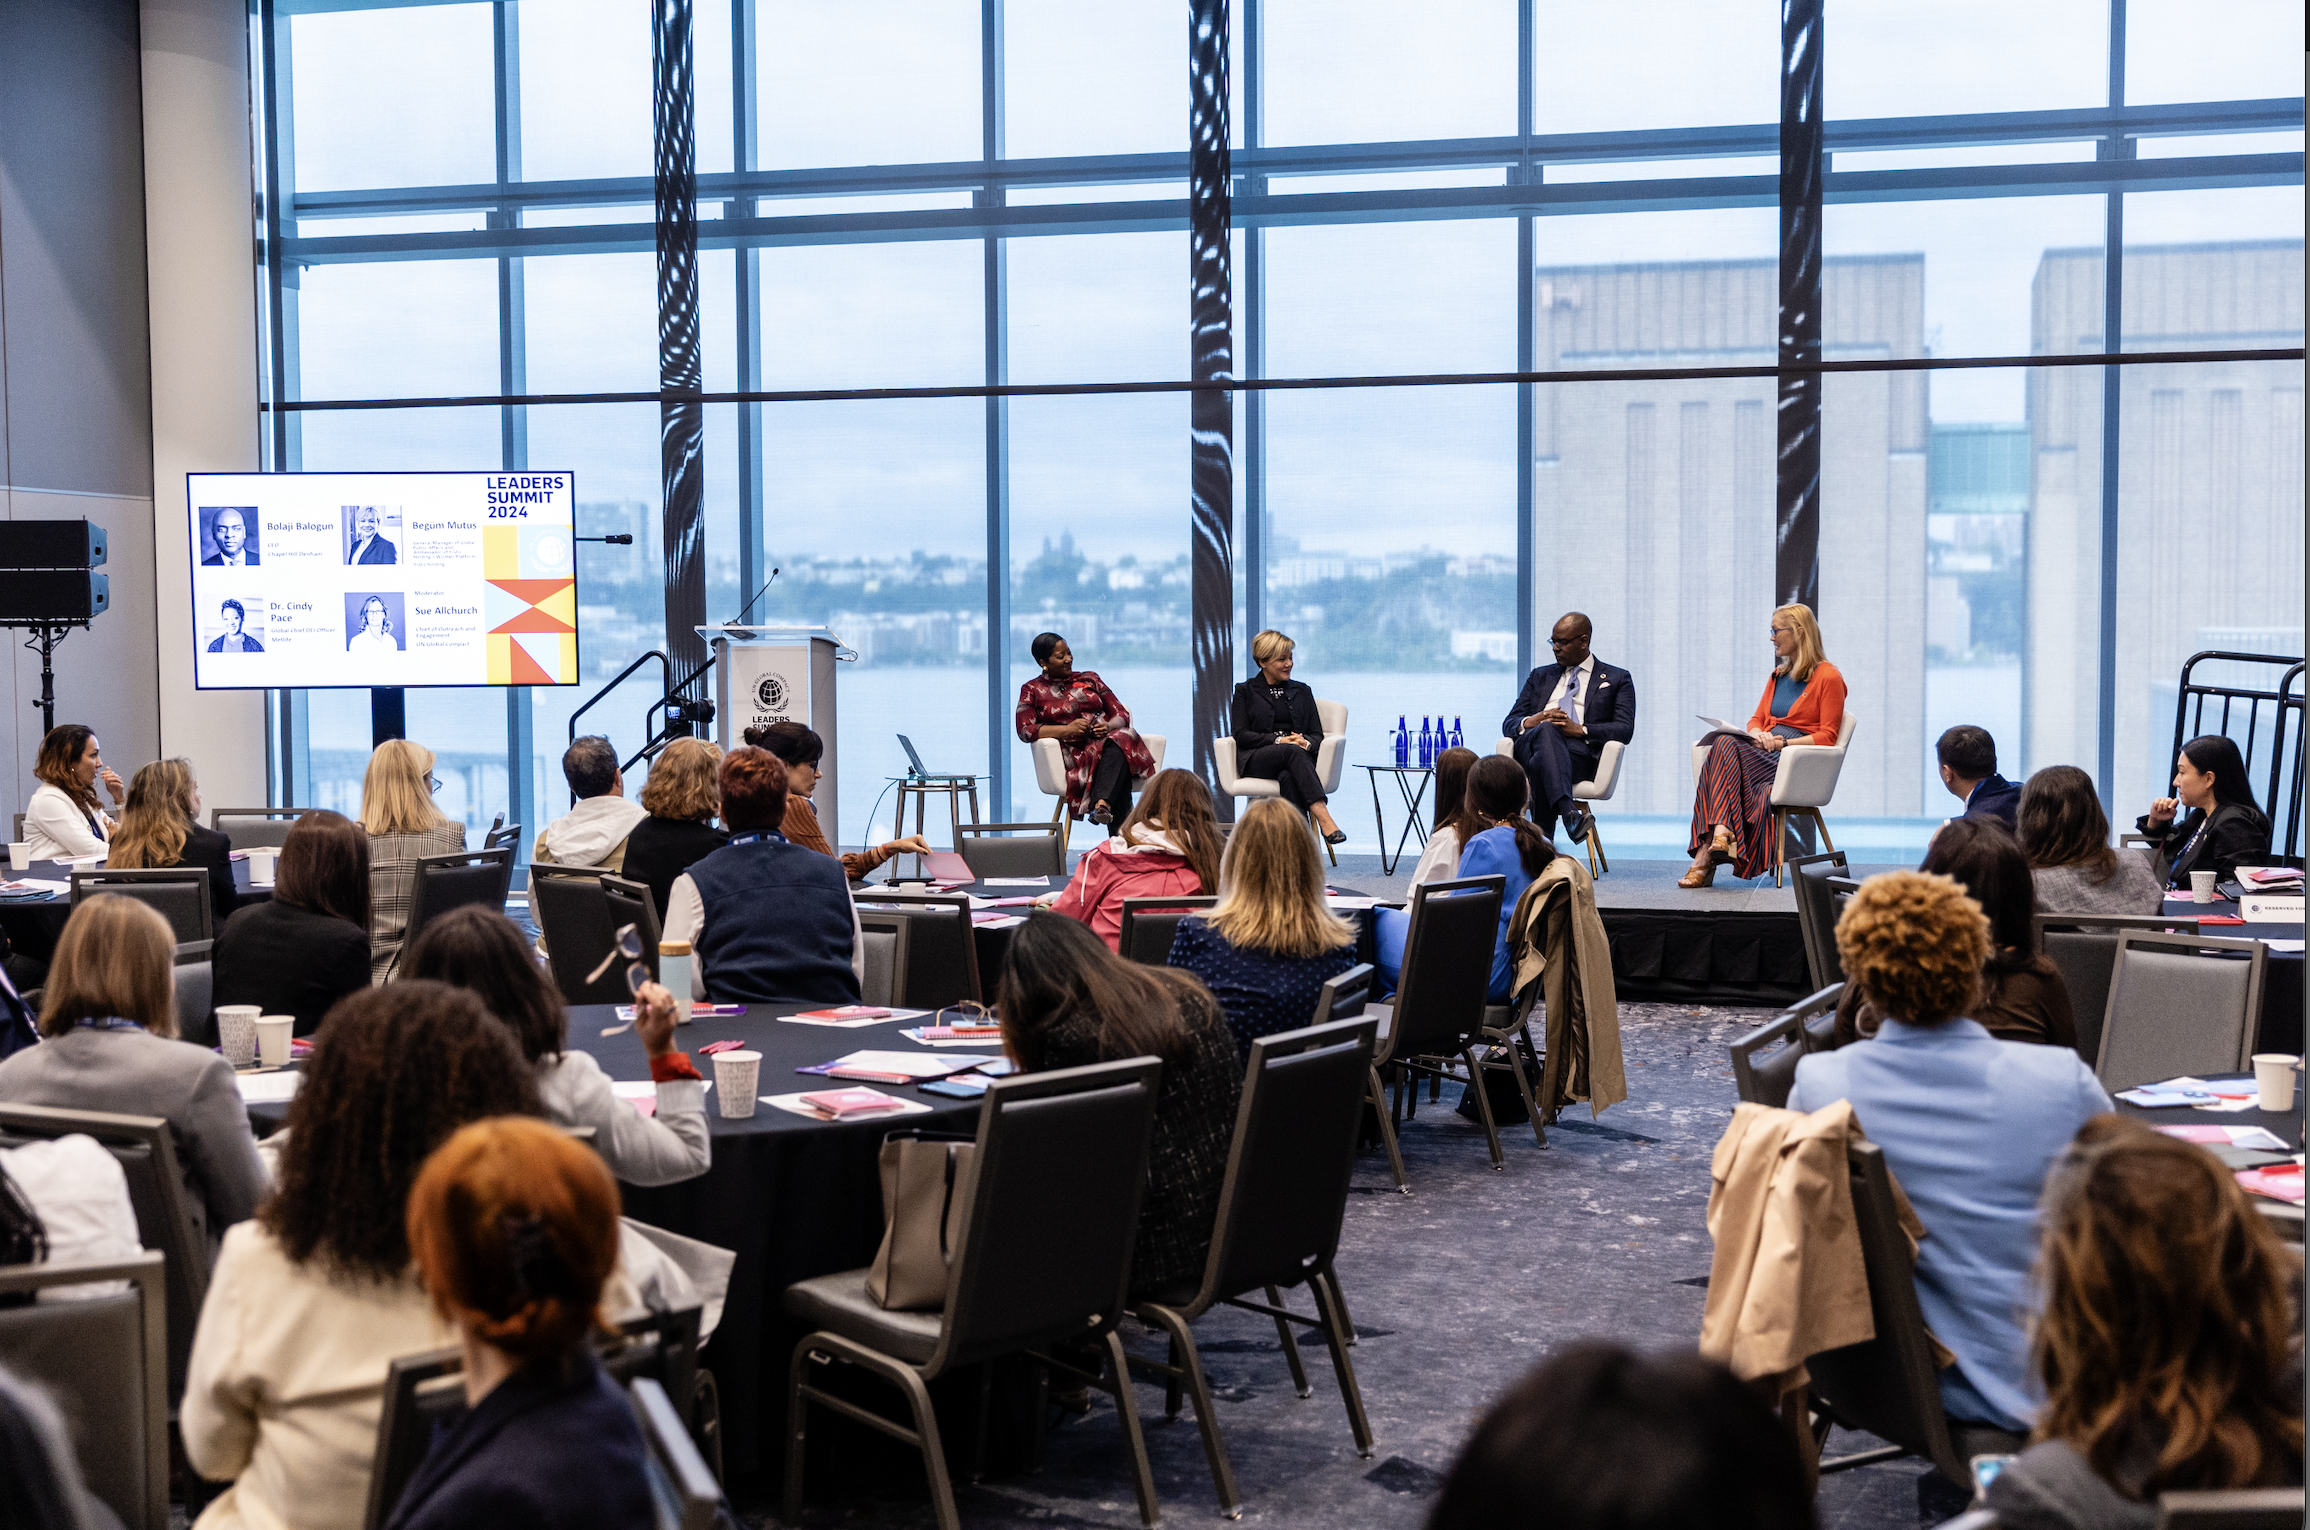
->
[[482, 524, 577, 684]]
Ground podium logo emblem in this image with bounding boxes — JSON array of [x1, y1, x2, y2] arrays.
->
[[754, 674, 789, 714]]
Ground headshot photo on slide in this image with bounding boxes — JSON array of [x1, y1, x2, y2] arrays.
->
[[345, 591, 406, 654], [205, 597, 266, 653], [344, 503, 400, 565], [199, 505, 260, 566]]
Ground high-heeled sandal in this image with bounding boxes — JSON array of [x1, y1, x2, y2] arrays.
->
[[1706, 831, 1739, 867], [1678, 861, 1718, 889]]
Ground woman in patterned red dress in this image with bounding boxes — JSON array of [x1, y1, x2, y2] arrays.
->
[[1015, 632, 1157, 829], [1680, 603, 1847, 887]]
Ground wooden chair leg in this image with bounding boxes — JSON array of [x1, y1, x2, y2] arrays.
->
[[1811, 809, 1835, 854]]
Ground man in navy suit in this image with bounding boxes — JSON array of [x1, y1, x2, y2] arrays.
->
[[1500, 612, 1637, 847], [1937, 724, 2020, 828]]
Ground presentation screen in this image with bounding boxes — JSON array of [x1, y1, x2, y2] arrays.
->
[[185, 471, 580, 690]]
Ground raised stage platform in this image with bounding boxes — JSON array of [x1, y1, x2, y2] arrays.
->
[[1324, 854, 1913, 1008]]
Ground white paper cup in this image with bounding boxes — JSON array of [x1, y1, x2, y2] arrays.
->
[[2191, 869, 2218, 903], [216, 1006, 261, 1067], [2252, 1053, 2299, 1113], [6, 843, 26, 872], [713, 1051, 761, 1119], [247, 848, 277, 883], [255, 1015, 295, 1068]]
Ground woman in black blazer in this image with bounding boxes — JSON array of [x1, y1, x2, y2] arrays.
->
[[2137, 733, 2272, 889], [618, 737, 728, 919], [103, 759, 238, 927], [214, 811, 374, 1034], [1230, 630, 1346, 844]]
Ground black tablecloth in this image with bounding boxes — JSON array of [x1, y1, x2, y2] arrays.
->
[[2113, 1072, 2305, 1236], [1, 857, 270, 961]]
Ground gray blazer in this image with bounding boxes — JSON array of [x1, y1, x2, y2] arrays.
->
[[368, 823, 470, 982], [0, 1025, 268, 1252]]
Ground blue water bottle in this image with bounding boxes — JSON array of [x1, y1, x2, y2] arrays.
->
[[1451, 716, 1465, 750], [1394, 715, 1409, 768], [1418, 716, 1433, 768]]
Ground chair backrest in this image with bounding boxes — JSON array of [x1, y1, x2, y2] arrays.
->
[[1789, 851, 1851, 990], [484, 819, 522, 852], [0, 1252, 169, 1530], [1580, 738, 1627, 800], [2096, 932, 2267, 1090], [0, 1102, 210, 1406], [1209, 735, 1246, 794], [1804, 1139, 1967, 1487], [856, 916, 913, 1007], [174, 953, 217, 1049], [1193, 1018, 1378, 1305], [934, 1057, 1163, 1373], [402, 848, 514, 955], [956, 822, 1063, 879], [1310, 961, 1375, 1025], [601, 874, 665, 981], [598, 1304, 703, 1425], [363, 1346, 466, 1530], [1727, 983, 1842, 1108], [531, 868, 632, 1005], [1116, 894, 1217, 966], [2034, 922, 2121, 1065], [69, 867, 212, 943], [1386, 875, 1505, 1061], [12, 812, 22, 842], [209, 808, 317, 849], [2153, 1488, 2310, 1529], [1030, 736, 1069, 797], [630, 1376, 724, 1530], [855, 895, 980, 1007]]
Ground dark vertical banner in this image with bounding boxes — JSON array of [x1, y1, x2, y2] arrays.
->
[[654, 0, 707, 692], [1776, 0, 1823, 611], [1188, 0, 1235, 796]]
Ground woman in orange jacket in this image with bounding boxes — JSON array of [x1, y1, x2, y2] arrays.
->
[[1681, 603, 1846, 887], [1038, 769, 1223, 950]]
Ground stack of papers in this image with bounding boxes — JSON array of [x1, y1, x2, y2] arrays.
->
[[2154, 1123, 2293, 1152], [2114, 1076, 2259, 1110], [797, 1049, 997, 1083], [2236, 1160, 2306, 1203], [765, 1087, 932, 1122], [2239, 866, 2305, 889], [233, 1072, 301, 1104], [781, 1005, 931, 1027]]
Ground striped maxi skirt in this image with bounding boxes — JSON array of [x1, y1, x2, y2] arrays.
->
[[1689, 733, 1782, 881]]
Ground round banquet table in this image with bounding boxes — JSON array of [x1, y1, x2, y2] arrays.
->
[[2113, 1071, 2305, 1240], [0, 856, 271, 961]]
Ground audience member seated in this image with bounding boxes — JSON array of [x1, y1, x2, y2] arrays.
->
[[660, 748, 862, 1005], [2136, 733, 2273, 890], [1936, 723, 2021, 828], [384, 1117, 652, 1530], [0, 896, 265, 1254], [1985, 1115, 2304, 1530], [1791, 871, 2111, 1433], [1406, 746, 1477, 887], [0, 1134, 140, 1300], [996, 915, 1239, 1297], [2021, 765, 2167, 916], [1228, 629, 1347, 845], [1682, 603, 1846, 888], [404, 906, 708, 1187], [530, 735, 647, 872], [1039, 768, 1222, 950], [1169, 798, 1355, 1060], [1425, 1341, 1812, 1530], [214, 810, 373, 1035], [746, 720, 927, 881], [1380, 754, 1555, 1003], [1834, 818, 2076, 1049], [103, 757, 237, 927], [1015, 631, 1158, 830], [180, 982, 543, 1530], [360, 740, 469, 981], [22, 723, 123, 862], [616, 736, 726, 921]]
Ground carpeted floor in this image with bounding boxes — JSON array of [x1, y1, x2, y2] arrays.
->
[[735, 1001, 1972, 1530]]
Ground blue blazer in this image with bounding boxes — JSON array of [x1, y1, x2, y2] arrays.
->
[[1961, 773, 2021, 829], [382, 1350, 652, 1530], [1501, 659, 1636, 756]]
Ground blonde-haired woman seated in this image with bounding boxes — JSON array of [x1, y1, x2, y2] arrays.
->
[[619, 736, 727, 921], [1229, 630, 1347, 845], [106, 757, 238, 927], [362, 739, 468, 981], [1167, 797, 1356, 1060], [1789, 871, 2108, 1434], [1682, 603, 1846, 887]]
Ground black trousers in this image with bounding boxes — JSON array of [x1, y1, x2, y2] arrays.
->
[[1086, 739, 1134, 823], [1513, 724, 1599, 837], [1240, 742, 1328, 811]]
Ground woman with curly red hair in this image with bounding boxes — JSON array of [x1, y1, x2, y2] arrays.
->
[[1984, 1115, 2303, 1527], [1790, 871, 2111, 1434]]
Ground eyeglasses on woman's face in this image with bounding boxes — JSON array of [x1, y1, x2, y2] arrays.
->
[[425, 773, 442, 794]]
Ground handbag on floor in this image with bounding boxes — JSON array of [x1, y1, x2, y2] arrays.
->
[[866, 1130, 976, 1311]]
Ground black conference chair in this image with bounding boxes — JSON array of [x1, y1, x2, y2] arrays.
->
[[398, 848, 513, 965], [209, 807, 318, 849], [0, 1103, 212, 1407], [1789, 850, 1851, 991], [2095, 931, 2267, 1091], [1810, 1140, 2024, 1489], [1128, 1018, 1380, 1517], [1365, 875, 1505, 1189], [1115, 894, 1217, 966], [530, 867, 630, 1005], [631, 1376, 727, 1530], [0, 1252, 170, 1530], [955, 822, 1064, 879], [852, 893, 981, 1008], [1728, 983, 1844, 1108], [69, 866, 212, 944], [484, 818, 522, 853], [2031, 912, 2204, 1068], [1310, 961, 1374, 1027], [173, 939, 218, 1049], [782, 1058, 1165, 1530], [600, 874, 665, 982], [854, 914, 914, 1008]]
